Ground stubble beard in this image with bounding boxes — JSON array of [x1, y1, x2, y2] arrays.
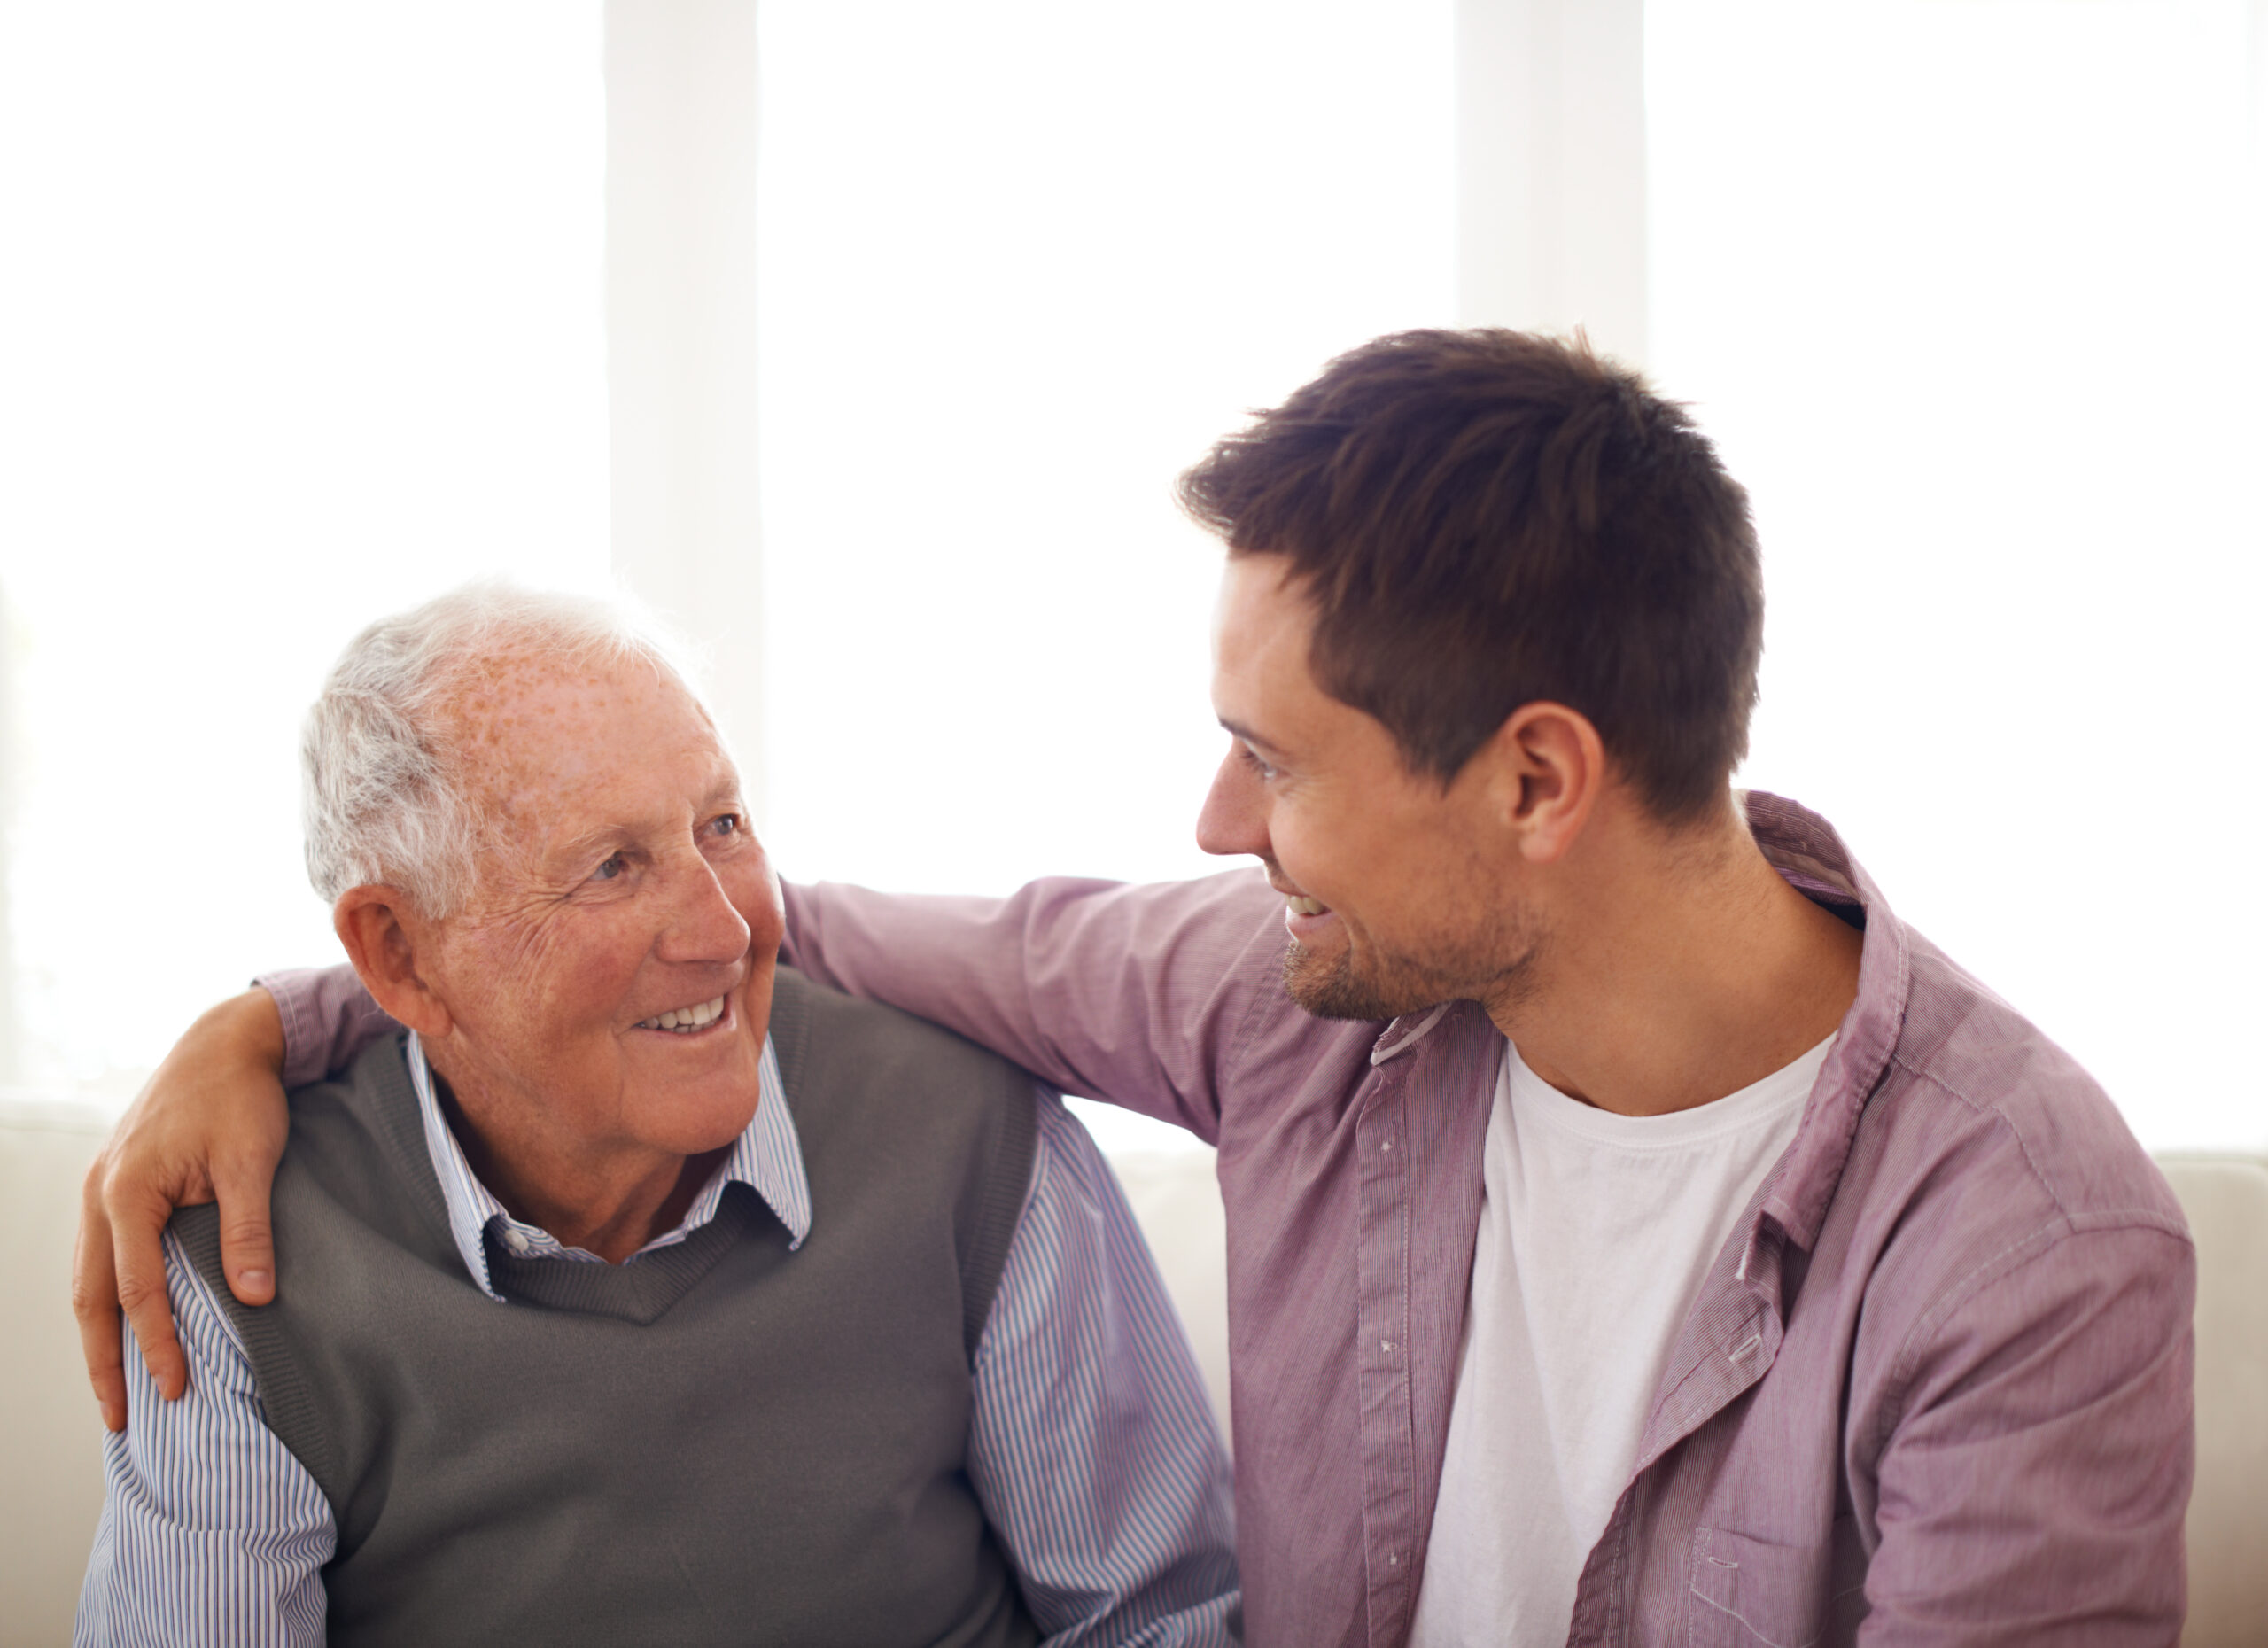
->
[[1280, 908, 1544, 1024]]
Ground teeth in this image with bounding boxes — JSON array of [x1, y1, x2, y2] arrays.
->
[[1287, 896, 1325, 916], [640, 995, 726, 1033]]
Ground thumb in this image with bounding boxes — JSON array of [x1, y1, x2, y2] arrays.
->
[[213, 1152, 280, 1306]]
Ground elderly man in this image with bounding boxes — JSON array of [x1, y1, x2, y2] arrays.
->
[[74, 587, 1237, 1646]]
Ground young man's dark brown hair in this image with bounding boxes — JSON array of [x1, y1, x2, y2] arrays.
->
[[1177, 328, 1763, 825]]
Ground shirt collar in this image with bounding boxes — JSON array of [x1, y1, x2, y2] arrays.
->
[[405, 1030, 812, 1303], [1380, 790, 1908, 1285], [1736, 789, 1910, 1263]]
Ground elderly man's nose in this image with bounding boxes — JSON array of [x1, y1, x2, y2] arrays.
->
[[659, 859, 752, 961]]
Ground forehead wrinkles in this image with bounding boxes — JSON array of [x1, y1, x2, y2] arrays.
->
[[431, 648, 649, 878]]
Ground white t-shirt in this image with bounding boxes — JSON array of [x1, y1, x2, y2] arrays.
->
[[1408, 1032, 1836, 1648]]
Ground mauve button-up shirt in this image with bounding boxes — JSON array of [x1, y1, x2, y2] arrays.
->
[[273, 793, 2194, 1645], [773, 793, 2194, 1646]]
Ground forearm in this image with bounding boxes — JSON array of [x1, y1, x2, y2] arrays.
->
[[783, 872, 1281, 1141]]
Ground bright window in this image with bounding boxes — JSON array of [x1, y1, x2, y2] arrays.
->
[[754, 0, 1458, 898], [0, 3, 609, 1093], [6, 1, 2257, 1162]]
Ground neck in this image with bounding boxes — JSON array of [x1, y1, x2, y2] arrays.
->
[[1490, 795, 1862, 1117], [430, 1071, 727, 1264]]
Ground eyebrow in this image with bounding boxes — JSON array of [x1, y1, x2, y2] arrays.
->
[[1218, 718, 1290, 758]]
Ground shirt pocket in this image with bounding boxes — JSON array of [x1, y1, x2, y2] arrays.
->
[[1686, 1524, 1863, 1648]]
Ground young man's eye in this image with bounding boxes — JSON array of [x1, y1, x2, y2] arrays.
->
[[1242, 745, 1280, 781]]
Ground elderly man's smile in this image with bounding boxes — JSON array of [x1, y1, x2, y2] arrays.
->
[[635, 994, 732, 1035]]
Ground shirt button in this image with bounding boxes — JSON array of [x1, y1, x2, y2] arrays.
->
[[501, 1227, 532, 1255], [1381, 1140, 1394, 1153], [1387, 1552, 1399, 1566], [1381, 1340, 1394, 1352]]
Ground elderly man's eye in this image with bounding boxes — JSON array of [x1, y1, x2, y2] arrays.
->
[[592, 854, 627, 882], [710, 813, 740, 836]]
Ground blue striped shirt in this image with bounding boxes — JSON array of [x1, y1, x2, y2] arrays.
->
[[77, 1033, 1239, 1646]]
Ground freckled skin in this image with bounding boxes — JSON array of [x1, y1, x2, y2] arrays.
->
[[400, 649, 782, 1261]]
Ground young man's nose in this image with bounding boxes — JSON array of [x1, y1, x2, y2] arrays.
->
[[1195, 744, 1269, 860]]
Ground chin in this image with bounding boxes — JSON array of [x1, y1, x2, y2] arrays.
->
[[1283, 928, 1520, 1023], [632, 1062, 767, 1154], [1281, 940, 1419, 1022]]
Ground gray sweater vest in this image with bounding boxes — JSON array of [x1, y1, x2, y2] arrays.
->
[[175, 968, 1040, 1648]]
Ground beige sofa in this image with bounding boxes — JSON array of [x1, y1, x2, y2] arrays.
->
[[3, 1100, 2258, 1647], [3, 1100, 113, 1648]]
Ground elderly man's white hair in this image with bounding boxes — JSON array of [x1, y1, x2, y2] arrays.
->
[[302, 581, 701, 917]]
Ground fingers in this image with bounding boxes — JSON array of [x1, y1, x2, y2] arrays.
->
[[113, 1179, 190, 1405], [71, 1178, 129, 1433], [71, 984, 297, 1424], [214, 1153, 278, 1307]]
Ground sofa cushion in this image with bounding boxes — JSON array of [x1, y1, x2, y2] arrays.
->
[[2157, 1154, 2268, 1648], [0, 1099, 112, 1648]]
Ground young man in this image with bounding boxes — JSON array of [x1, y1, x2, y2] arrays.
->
[[81, 330, 2193, 1645]]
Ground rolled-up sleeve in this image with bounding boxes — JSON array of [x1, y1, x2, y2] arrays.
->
[[256, 965, 394, 1089]]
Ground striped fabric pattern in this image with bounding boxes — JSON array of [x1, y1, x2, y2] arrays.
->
[[408, 1030, 814, 1294], [76, 1035, 1239, 1646], [76, 1240, 333, 1648]]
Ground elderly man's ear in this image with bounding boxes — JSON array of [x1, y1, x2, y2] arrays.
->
[[333, 889, 455, 1039]]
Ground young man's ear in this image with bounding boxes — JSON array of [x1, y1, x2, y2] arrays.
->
[[333, 888, 454, 1038], [1484, 701, 1606, 866]]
